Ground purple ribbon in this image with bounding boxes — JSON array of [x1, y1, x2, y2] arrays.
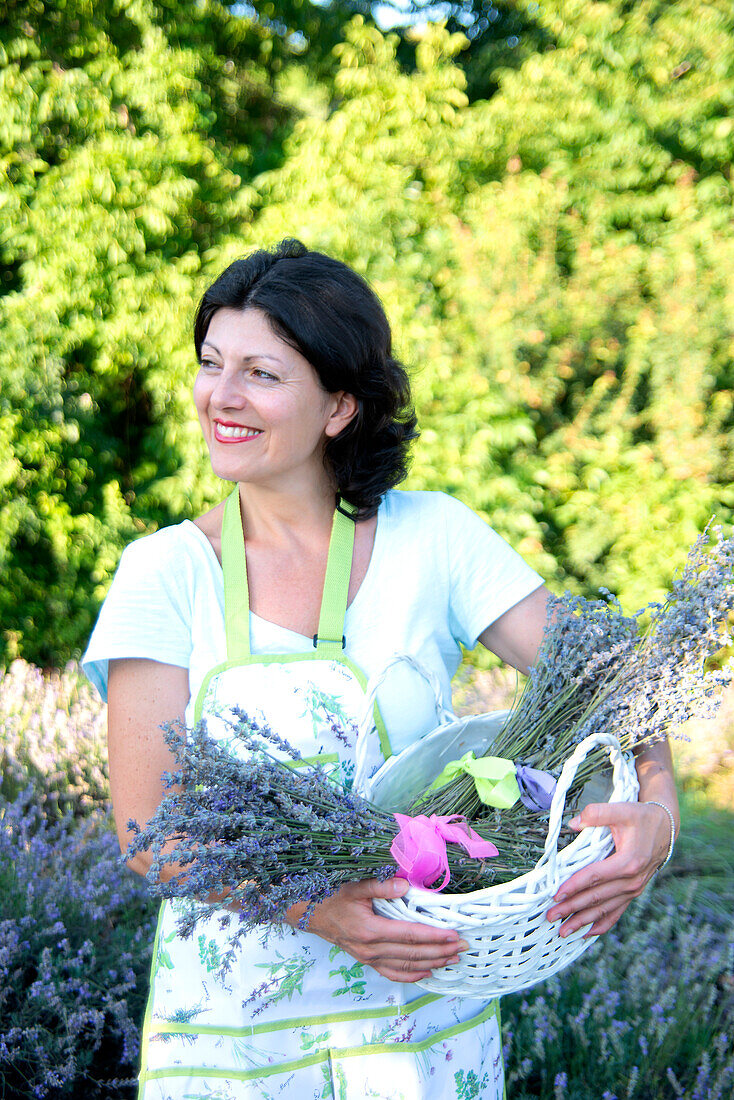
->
[[515, 765, 557, 813]]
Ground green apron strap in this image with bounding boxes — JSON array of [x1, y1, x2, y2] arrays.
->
[[222, 487, 251, 661], [313, 498, 357, 657], [221, 488, 357, 662]]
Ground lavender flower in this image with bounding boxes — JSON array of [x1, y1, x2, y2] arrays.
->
[[417, 527, 734, 851], [0, 659, 109, 818], [0, 787, 157, 1097], [125, 715, 515, 971], [502, 874, 734, 1098]]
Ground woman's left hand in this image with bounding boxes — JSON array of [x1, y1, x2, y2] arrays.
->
[[545, 801, 672, 937]]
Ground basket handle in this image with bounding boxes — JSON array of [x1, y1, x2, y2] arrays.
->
[[535, 731, 631, 885], [358, 653, 455, 741], [354, 654, 456, 786]]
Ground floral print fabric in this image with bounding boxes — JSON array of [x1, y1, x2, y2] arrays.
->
[[137, 656, 504, 1100]]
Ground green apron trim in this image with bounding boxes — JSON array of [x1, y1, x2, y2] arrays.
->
[[500, 999, 507, 1100], [329, 997, 500, 1060], [193, 651, 392, 761], [314, 497, 357, 655], [141, 999, 500, 1084], [147, 992, 442, 1038], [144, 1051, 326, 1084], [288, 752, 340, 769], [222, 487, 357, 661], [221, 488, 251, 663], [136, 903, 166, 1095]]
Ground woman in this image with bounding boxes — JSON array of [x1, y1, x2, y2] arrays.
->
[[82, 238, 679, 1100]]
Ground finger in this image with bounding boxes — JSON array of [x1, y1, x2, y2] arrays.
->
[[375, 966, 434, 984], [369, 954, 458, 974], [568, 801, 641, 830], [552, 851, 640, 903], [558, 897, 631, 938], [547, 878, 632, 924], [365, 914, 467, 948], [373, 953, 460, 978], [584, 901, 630, 937], [349, 876, 409, 900], [363, 941, 464, 966]]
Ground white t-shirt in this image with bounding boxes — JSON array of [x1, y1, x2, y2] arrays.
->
[[81, 489, 544, 753]]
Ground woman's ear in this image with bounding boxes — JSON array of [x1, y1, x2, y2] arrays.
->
[[324, 392, 359, 438]]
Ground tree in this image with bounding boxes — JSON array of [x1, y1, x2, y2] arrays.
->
[[0, 0, 296, 665], [2, 0, 733, 666]]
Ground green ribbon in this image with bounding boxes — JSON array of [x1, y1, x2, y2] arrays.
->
[[427, 750, 522, 809]]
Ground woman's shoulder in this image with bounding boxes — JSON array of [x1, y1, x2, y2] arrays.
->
[[84, 517, 220, 656], [384, 487, 455, 512], [377, 490, 478, 571], [382, 488, 476, 526], [119, 518, 199, 557], [189, 501, 225, 559], [115, 516, 219, 584], [381, 489, 519, 562]]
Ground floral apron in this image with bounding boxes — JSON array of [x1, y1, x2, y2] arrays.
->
[[137, 487, 505, 1100]]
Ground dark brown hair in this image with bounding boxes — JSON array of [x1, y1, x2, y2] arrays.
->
[[194, 238, 418, 517]]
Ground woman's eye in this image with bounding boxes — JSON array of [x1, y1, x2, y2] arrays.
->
[[199, 358, 220, 371], [252, 368, 278, 381]]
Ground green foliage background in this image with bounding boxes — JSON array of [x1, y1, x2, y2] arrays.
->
[[1, 0, 733, 668]]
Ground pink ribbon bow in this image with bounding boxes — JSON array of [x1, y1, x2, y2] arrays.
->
[[390, 813, 499, 892]]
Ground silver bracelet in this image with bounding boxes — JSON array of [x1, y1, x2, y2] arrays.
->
[[645, 800, 676, 870]]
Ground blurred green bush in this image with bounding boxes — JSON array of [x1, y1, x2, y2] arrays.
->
[[1, 0, 733, 666]]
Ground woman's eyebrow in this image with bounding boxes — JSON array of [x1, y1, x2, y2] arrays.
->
[[201, 341, 284, 365]]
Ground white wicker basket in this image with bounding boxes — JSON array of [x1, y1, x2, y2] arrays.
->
[[357, 657, 640, 999]]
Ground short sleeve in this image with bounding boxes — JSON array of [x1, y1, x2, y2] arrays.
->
[[81, 530, 194, 703], [441, 495, 545, 649]]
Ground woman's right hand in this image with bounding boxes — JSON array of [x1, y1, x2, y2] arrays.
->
[[285, 877, 468, 983]]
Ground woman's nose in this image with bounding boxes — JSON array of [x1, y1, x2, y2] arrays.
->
[[211, 366, 247, 410]]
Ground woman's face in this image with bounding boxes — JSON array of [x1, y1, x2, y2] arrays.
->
[[194, 307, 355, 494]]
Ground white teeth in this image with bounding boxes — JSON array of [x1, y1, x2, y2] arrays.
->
[[216, 424, 261, 439]]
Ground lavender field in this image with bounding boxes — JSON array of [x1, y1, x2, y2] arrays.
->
[[457, 670, 734, 1098], [1, 659, 732, 1098]]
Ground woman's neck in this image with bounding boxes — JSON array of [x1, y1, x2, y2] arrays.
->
[[236, 478, 338, 550]]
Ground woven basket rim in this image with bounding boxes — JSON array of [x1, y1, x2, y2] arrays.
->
[[402, 821, 610, 904]]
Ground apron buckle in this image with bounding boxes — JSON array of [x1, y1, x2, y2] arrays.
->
[[312, 633, 346, 649], [335, 496, 358, 521]]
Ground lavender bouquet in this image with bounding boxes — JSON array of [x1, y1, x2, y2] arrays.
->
[[124, 715, 511, 961], [417, 525, 734, 829]]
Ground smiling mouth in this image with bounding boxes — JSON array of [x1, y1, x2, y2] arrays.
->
[[213, 423, 263, 442]]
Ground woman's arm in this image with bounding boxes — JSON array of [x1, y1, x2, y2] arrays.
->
[[108, 657, 466, 980], [478, 586, 679, 937], [477, 584, 552, 675], [108, 658, 199, 879]]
